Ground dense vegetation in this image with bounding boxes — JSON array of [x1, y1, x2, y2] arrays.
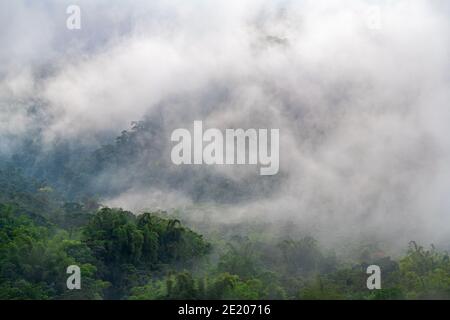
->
[[0, 202, 209, 299], [1, 167, 450, 300], [2, 123, 450, 300]]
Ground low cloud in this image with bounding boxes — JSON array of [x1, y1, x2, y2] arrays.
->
[[1, 0, 450, 249]]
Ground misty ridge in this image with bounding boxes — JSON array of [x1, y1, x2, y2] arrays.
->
[[1, 0, 450, 254]]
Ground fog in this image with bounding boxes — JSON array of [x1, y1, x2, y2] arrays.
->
[[1, 0, 450, 250]]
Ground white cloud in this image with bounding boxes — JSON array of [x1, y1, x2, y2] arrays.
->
[[1, 0, 450, 247]]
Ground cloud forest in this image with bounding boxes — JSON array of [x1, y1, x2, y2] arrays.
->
[[1, 0, 450, 301]]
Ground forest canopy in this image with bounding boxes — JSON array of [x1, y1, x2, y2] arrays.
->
[[1, 167, 450, 300]]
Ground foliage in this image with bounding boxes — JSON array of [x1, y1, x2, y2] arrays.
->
[[2, 164, 450, 300]]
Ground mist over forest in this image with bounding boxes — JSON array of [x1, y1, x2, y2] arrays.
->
[[1, 0, 450, 300]]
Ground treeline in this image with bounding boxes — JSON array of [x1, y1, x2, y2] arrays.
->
[[1, 167, 450, 299], [0, 204, 210, 299], [9, 120, 281, 203]]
